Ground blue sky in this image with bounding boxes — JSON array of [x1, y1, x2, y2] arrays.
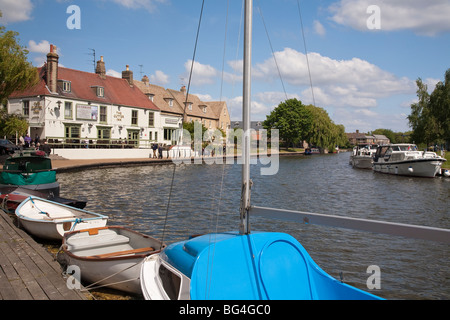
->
[[1, 0, 449, 133]]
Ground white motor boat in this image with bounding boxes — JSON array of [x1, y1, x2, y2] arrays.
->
[[15, 196, 107, 240], [373, 144, 446, 178], [350, 145, 377, 169]]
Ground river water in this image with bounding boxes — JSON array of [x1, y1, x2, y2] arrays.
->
[[56, 151, 449, 300]]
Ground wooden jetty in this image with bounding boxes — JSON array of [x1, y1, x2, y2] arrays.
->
[[0, 208, 88, 300]]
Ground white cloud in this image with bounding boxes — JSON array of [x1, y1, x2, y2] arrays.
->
[[149, 70, 169, 86], [0, 0, 33, 24], [313, 20, 326, 36], [106, 69, 121, 78], [183, 60, 218, 86], [102, 0, 168, 13], [329, 0, 450, 36], [28, 40, 51, 54], [253, 48, 415, 108]]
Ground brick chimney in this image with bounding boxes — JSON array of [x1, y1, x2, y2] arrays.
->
[[96, 56, 106, 78], [46, 44, 59, 93], [142, 75, 149, 86], [122, 65, 133, 86], [180, 85, 186, 96]]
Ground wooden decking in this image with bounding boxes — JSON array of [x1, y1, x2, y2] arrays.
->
[[0, 209, 88, 300]]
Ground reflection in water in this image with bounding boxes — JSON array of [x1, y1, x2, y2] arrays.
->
[[57, 152, 449, 299]]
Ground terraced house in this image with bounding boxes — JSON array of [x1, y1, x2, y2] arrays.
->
[[7, 45, 162, 149], [134, 77, 231, 142]]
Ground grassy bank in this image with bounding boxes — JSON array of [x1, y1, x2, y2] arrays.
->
[[443, 152, 450, 170]]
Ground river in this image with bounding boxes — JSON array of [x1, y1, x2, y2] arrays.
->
[[56, 151, 449, 300]]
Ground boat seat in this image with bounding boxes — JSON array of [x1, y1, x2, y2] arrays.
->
[[66, 233, 130, 251]]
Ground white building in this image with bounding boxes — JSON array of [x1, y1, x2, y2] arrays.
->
[[7, 45, 169, 150]]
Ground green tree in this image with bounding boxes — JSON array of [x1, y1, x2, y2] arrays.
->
[[408, 69, 450, 147], [0, 108, 28, 138], [0, 11, 39, 105], [263, 98, 312, 149], [304, 104, 347, 151]]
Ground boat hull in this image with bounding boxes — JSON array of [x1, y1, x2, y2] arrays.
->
[[351, 156, 373, 169], [60, 226, 164, 295], [373, 158, 444, 178], [15, 197, 107, 240]]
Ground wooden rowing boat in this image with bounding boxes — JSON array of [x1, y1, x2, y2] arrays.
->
[[59, 226, 165, 295]]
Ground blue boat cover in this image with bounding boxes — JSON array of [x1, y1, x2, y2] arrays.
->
[[161, 232, 382, 300]]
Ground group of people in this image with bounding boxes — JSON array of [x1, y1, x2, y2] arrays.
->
[[18, 134, 51, 156], [151, 143, 164, 159]]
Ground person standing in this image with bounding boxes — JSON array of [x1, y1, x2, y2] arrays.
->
[[24, 134, 31, 148]]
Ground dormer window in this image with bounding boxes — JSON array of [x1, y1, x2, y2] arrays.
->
[[90, 86, 105, 97], [96, 86, 104, 97], [188, 103, 192, 110], [146, 93, 154, 102], [203, 106, 207, 113], [59, 80, 71, 92]]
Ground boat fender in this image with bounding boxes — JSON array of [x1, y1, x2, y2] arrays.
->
[[444, 170, 450, 177], [408, 166, 414, 173]]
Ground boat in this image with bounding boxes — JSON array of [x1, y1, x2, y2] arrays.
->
[[349, 144, 377, 169], [0, 149, 60, 196], [15, 196, 107, 240], [58, 226, 165, 295], [0, 186, 86, 213], [372, 144, 446, 177], [139, 0, 382, 300], [304, 147, 320, 155]]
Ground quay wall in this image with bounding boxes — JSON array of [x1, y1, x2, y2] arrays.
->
[[53, 148, 157, 160]]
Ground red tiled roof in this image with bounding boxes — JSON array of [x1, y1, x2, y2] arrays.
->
[[9, 66, 159, 111]]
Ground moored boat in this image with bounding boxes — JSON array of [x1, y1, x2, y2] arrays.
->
[[0, 186, 86, 213], [59, 226, 165, 294], [373, 144, 446, 178], [15, 196, 107, 240], [0, 149, 60, 196], [350, 144, 377, 169]]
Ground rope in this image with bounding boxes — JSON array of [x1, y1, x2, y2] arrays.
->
[[183, 0, 206, 122]]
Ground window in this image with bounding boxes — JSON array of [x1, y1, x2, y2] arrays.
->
[[168, 99, 173, 107], [64, 102, 73, 119], [59, 80, 71, 92], [96, 87, 104, 97], [155, 131, 158, 142], [97, 127, 111, 139], [147, 94, 154, 102], [65, 124, 81, 139], [164, 128, 175, 141], [131, 110, 138, 125], [149, 131, 153, 140], [148, 112, 154, 127], [203, 106, 207, 113], [100, 106, 107, 123], [22, 100, 29, 116], [188, 103, 192, 110]]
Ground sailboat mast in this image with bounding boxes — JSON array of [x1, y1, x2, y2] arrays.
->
[[240, 0, 252, 235]]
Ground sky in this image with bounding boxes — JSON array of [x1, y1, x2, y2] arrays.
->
[[1, 0, 449, 133]]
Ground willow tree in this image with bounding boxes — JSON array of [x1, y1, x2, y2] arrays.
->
[[0, 11, 38, 105], [304, 105, 347, 151], [263, 98, 312, 149]]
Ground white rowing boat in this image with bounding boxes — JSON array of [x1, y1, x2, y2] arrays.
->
[[15, 196, 107, 240], [59, 226, 164, 295]]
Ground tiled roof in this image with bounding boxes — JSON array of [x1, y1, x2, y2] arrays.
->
[[135, 79, 227, 121], [10, 66, 159, 111]]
